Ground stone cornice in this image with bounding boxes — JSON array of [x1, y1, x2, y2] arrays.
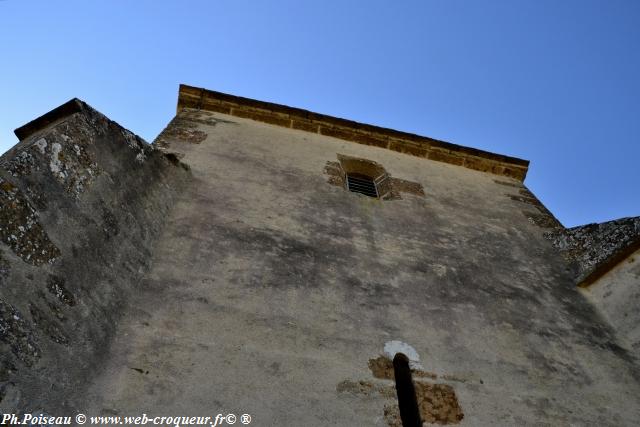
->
[[178, 84, 529, 181]]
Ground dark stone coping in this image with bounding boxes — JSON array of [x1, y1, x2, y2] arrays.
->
[[14, 99, 84, 141]]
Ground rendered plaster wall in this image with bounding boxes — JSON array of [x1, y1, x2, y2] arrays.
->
[[583, 248, 640, 358], [79, 108, 640, 426], [0, 101, 188, 413]]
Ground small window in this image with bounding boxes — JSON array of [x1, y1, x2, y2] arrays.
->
[[325, 154, 424, 200], [346, 173, 378, 198]]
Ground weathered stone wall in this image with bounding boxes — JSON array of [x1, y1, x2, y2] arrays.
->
[[583, 248, 640, 358], [78, 106, 640, 426], [4, 92, 639, 425], [546, 217, 640, 360], [0, 100, 189, 413]]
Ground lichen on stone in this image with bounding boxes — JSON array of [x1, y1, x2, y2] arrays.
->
[[49, 142, 64, 178], [4, 149, 38, 177], [121, 128, 153, 163], [34, 292, 66, 324], [0, 357, 17, 404], [4, 126, 103, 198], [34, 138, 47, 154], [43, 132, 100, 197], [0, 298, 40, 366], [102, 206, 119, 238], [46, 275, 76, 307], [546, 216, 640, 281], [0, 178, 60, 265], [29, 305, 68, 346], [0, 250, 9, 282]]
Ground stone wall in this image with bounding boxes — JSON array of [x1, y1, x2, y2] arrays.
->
[[84, 104, 640, 426], [546, 216, 640, 286], [583, 248, 640, 358], [0, 99, 189, 413]]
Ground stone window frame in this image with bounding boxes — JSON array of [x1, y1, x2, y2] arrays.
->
[[324, 154, 425, 201]]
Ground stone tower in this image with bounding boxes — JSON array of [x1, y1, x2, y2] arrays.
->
[[0, 85, 638, 426]]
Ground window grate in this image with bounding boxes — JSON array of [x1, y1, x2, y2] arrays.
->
[[346, 173, 378, 198]]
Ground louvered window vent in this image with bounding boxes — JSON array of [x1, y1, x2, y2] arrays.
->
[[346, 173, 379, 198]]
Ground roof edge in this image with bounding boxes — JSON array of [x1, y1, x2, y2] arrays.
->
[[14, 98, 85, 141], [578, 236, 640, 288], [177, 84, 530, 181]]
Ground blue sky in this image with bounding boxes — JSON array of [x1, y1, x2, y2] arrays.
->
[[1, 0, 638, 227]]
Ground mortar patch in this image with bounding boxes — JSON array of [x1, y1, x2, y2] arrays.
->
[[336, 379, 395, 399], [369, 355, 438, 380], [414, 381, 464, 425], [155, 115, 208, 146]]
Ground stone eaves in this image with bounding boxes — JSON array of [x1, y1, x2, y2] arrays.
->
[[177, 84, 530, 181]]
